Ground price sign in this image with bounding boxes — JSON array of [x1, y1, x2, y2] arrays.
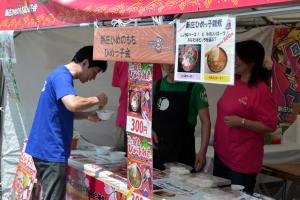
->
[[127, 116, 151, 138]]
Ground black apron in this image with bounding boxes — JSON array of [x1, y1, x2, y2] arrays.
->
[[152, 80, 195, 170]]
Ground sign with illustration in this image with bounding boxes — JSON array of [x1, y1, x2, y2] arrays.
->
[[127, 63, 153, 200], [9, 140, 36, 200], [93, 25, 174, 64], [66, 166, 125, 200], [175, 16, 236, 85], [272, 27, 300, 123], [126, 63, 153, 138]]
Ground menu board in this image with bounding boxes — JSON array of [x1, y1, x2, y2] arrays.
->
[[175, 16, 236, 85], [126, 63, 153, 200]]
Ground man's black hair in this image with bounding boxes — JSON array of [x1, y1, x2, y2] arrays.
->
[[72, 46, 107, 72]]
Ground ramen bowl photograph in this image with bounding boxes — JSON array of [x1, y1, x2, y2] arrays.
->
[[128, 163, 142, 188], [178, 44, 201, 73], [128, 90, 141, 114], [206, 46, 228, 73]]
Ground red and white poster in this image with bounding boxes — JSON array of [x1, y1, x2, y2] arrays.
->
[[126, 63, 153, 200], [9, 140, 37, 200], [272, 27, 300, 123], [66, 166, 125, 200]]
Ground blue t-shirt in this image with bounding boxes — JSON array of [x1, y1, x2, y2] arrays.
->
[[26, 65, 77, 163]]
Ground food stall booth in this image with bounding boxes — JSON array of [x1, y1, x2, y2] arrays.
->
[[1, 0, 300, 200]]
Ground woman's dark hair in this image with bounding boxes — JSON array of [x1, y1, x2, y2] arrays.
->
[[236, 40, 271, 86], [72, 46, 107, 72]]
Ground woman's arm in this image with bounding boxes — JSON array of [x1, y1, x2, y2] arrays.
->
[[224, 115, 276, 133]]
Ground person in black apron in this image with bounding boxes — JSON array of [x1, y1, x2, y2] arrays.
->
[[152, 64, 211, 171]]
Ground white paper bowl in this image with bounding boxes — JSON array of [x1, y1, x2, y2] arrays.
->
[[96, 110, 114, 120], [95, 146, 113, 155], [231, 184, 245, 191], [109, 151, 126, 161]]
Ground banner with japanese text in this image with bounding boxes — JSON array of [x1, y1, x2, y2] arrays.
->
[[93, 25, 174, 64], [0, 0, 296, 30], [272, 27, 300, 123], [126, 63, 153, 200], [175, 16, 236, 85], [9, 140, 36, 200], [66, 166, 125, 200]]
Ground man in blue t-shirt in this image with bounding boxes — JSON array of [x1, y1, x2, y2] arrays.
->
[[26, 46, 108, 200]]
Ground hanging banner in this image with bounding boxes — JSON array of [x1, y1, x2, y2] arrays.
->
[[1, 60, 20, 101], [0, 31, 16, 63], [0, 0, 295, 30], [66, 166, 125, 200], [272, 27, 300, 123], [175, 16, 236, 84], [126, 63, 153, 200], [93, 25, 174, 64], [9, 140, 37, 200]]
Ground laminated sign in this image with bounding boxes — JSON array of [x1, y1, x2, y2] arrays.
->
[[175, 16, 236, 85]]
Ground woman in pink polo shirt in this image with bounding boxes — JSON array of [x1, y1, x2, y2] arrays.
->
[[213, 40, 278, 194]]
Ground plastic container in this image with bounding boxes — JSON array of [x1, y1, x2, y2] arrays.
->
[[96, 110, 114, 120], [109, 151, 126, 161], [95, 146, 113, 155], [71, 131, 80, 150], [71, 138, 78, 150], [163, 162, 192, 175]]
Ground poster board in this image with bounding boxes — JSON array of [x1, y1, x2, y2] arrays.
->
[[272, 27, 300, 123], [175, 16, 236, 85]]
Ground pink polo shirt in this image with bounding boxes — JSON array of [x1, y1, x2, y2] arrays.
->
[[214, 79, 277, 174], [112, 62, 162, 129]]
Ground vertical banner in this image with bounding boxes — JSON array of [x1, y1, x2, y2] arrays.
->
[[0, 31, 20, 101], [9, 140, 37, 200], [126, 63, 153, 200], [0, 31, 16, 63], [1, 60, 20, 101], [175, 16, 236, 85], [272, 27, 300, 123]]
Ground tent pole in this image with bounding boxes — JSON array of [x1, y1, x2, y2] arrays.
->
[[234, 5, 300, 18], [0, 63, 5, 196]]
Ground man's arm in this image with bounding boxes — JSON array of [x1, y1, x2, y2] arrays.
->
[[61, 93, 107, 113], [194, 107, 211, 171]]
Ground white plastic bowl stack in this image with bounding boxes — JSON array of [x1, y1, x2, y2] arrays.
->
[[96, 110, 114, 120]]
